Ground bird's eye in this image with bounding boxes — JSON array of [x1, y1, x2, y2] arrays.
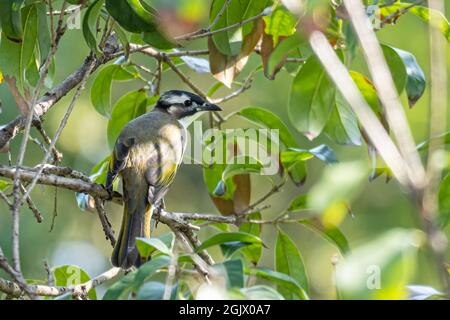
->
[[184, 100, 192, 106]]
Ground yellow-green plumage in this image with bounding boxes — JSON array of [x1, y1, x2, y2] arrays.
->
[[107, 109, 186, 269]]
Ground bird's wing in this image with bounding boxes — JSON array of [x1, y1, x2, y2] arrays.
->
[[106, 136, 135, 194]]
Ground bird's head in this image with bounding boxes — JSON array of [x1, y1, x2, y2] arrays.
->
[[155, 90, 222, 119]]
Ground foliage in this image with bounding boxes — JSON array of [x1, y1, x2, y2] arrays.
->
[[0, 0, 449, 301]]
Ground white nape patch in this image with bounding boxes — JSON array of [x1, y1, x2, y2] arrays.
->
[[162, 93, 190, 105]]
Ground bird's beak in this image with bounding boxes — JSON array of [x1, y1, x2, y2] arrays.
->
[[198, 102, 222, 112]]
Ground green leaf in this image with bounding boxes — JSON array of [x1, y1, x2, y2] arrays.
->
[[91, 64, 139, 118], [298, 218, 350, 254], [19, 4, 38, 91], [390, 46, 426, 108], [82, 0, 104, 56], [136, 237, 173, 258], [324, 91, 362, 146], [262, 6, 297, 47], [336, 229, 424, 300], [102, 255, 170, 300], [381, 44, 407, 94], [36, 2, 51, 64], [266, 34, 303, 79], [241, 285, 285, 300], [238, 106, 297, 148], [287, 194, 307, 212], [0, 179, 12, 191], [132, 255, 171, 290], [0, 35, 21, 80], [137, 281, 177, 300], [275, 229, 309, 298], [246, 267, 308, 300], [142, 30, 176, 50], [102, 270, 137, 300], [210, 0, 268, 56], [105, 0, 157, 33], [349, 71, 380, 113], [438, 173, 450, 227], [107, 90, 150, 149], [0, 0, 24, 41], [281, 144, 338, 167], [52, 265, 97, 300], [286, 160, 307, 187], [288, 55, 335, 140], [195, 232, 263, 253], [212, 259, 244, 289], [238, 212, 262, 265]]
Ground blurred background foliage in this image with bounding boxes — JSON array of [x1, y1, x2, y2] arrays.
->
[[0, 0, 449, 299]]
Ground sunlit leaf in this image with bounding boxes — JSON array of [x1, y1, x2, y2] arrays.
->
[[52, 265, 97, 300], [262, 7, 297, 46], [241, 285, 285, 300], [298, 218, 350, 254], [245, 267, 308, 300], [195, 232, 263, 253], [136, 236, 173, 258], [212, 259, 244, 289], [288, 55, 335, 140], [275, 229, 309, 298], [82, 0, 104, 56], [90, 64, 139, 118], [238, 212, 262, 265], [238, 106, 297, 148], [107, 90, 152, 148], [105, 0, 157, 33]]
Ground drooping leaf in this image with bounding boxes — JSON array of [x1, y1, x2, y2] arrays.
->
[[0, 0, 24, 41], [241, 285, 285, 300], [288, 55, 335, 140], [105, 0, 157, 33], [262, 6, 297, 47], [52, 265, 97, 300], [36, 2, 51, 65], [298, 218, 350, 254], [209, 0, 268, 56], [381, 44, 407, 94], [275, 229, 309, 298], [90, 64, 139, 118], [137, 281, 177, 300], [324, 91, 362, 146], [245, 267, 308, 300], [390, 46, 426, 108], [136, 236, 173, 258], [82, 0, 104, 56], [195, 232, 263, 253], [211, 259, 244, 289], [19, 4, 38, 91], [238, 212, 262, 265], [264, 34, 303, 79], [238, 106, 297, 148], [336, 229, 424, 300], [281, 144, 338, 167]]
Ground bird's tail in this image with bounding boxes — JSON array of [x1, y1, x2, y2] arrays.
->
[[111, 184, 153, 269]]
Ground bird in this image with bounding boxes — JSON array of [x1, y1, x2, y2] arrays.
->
[[105, 90, 222, 269]]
